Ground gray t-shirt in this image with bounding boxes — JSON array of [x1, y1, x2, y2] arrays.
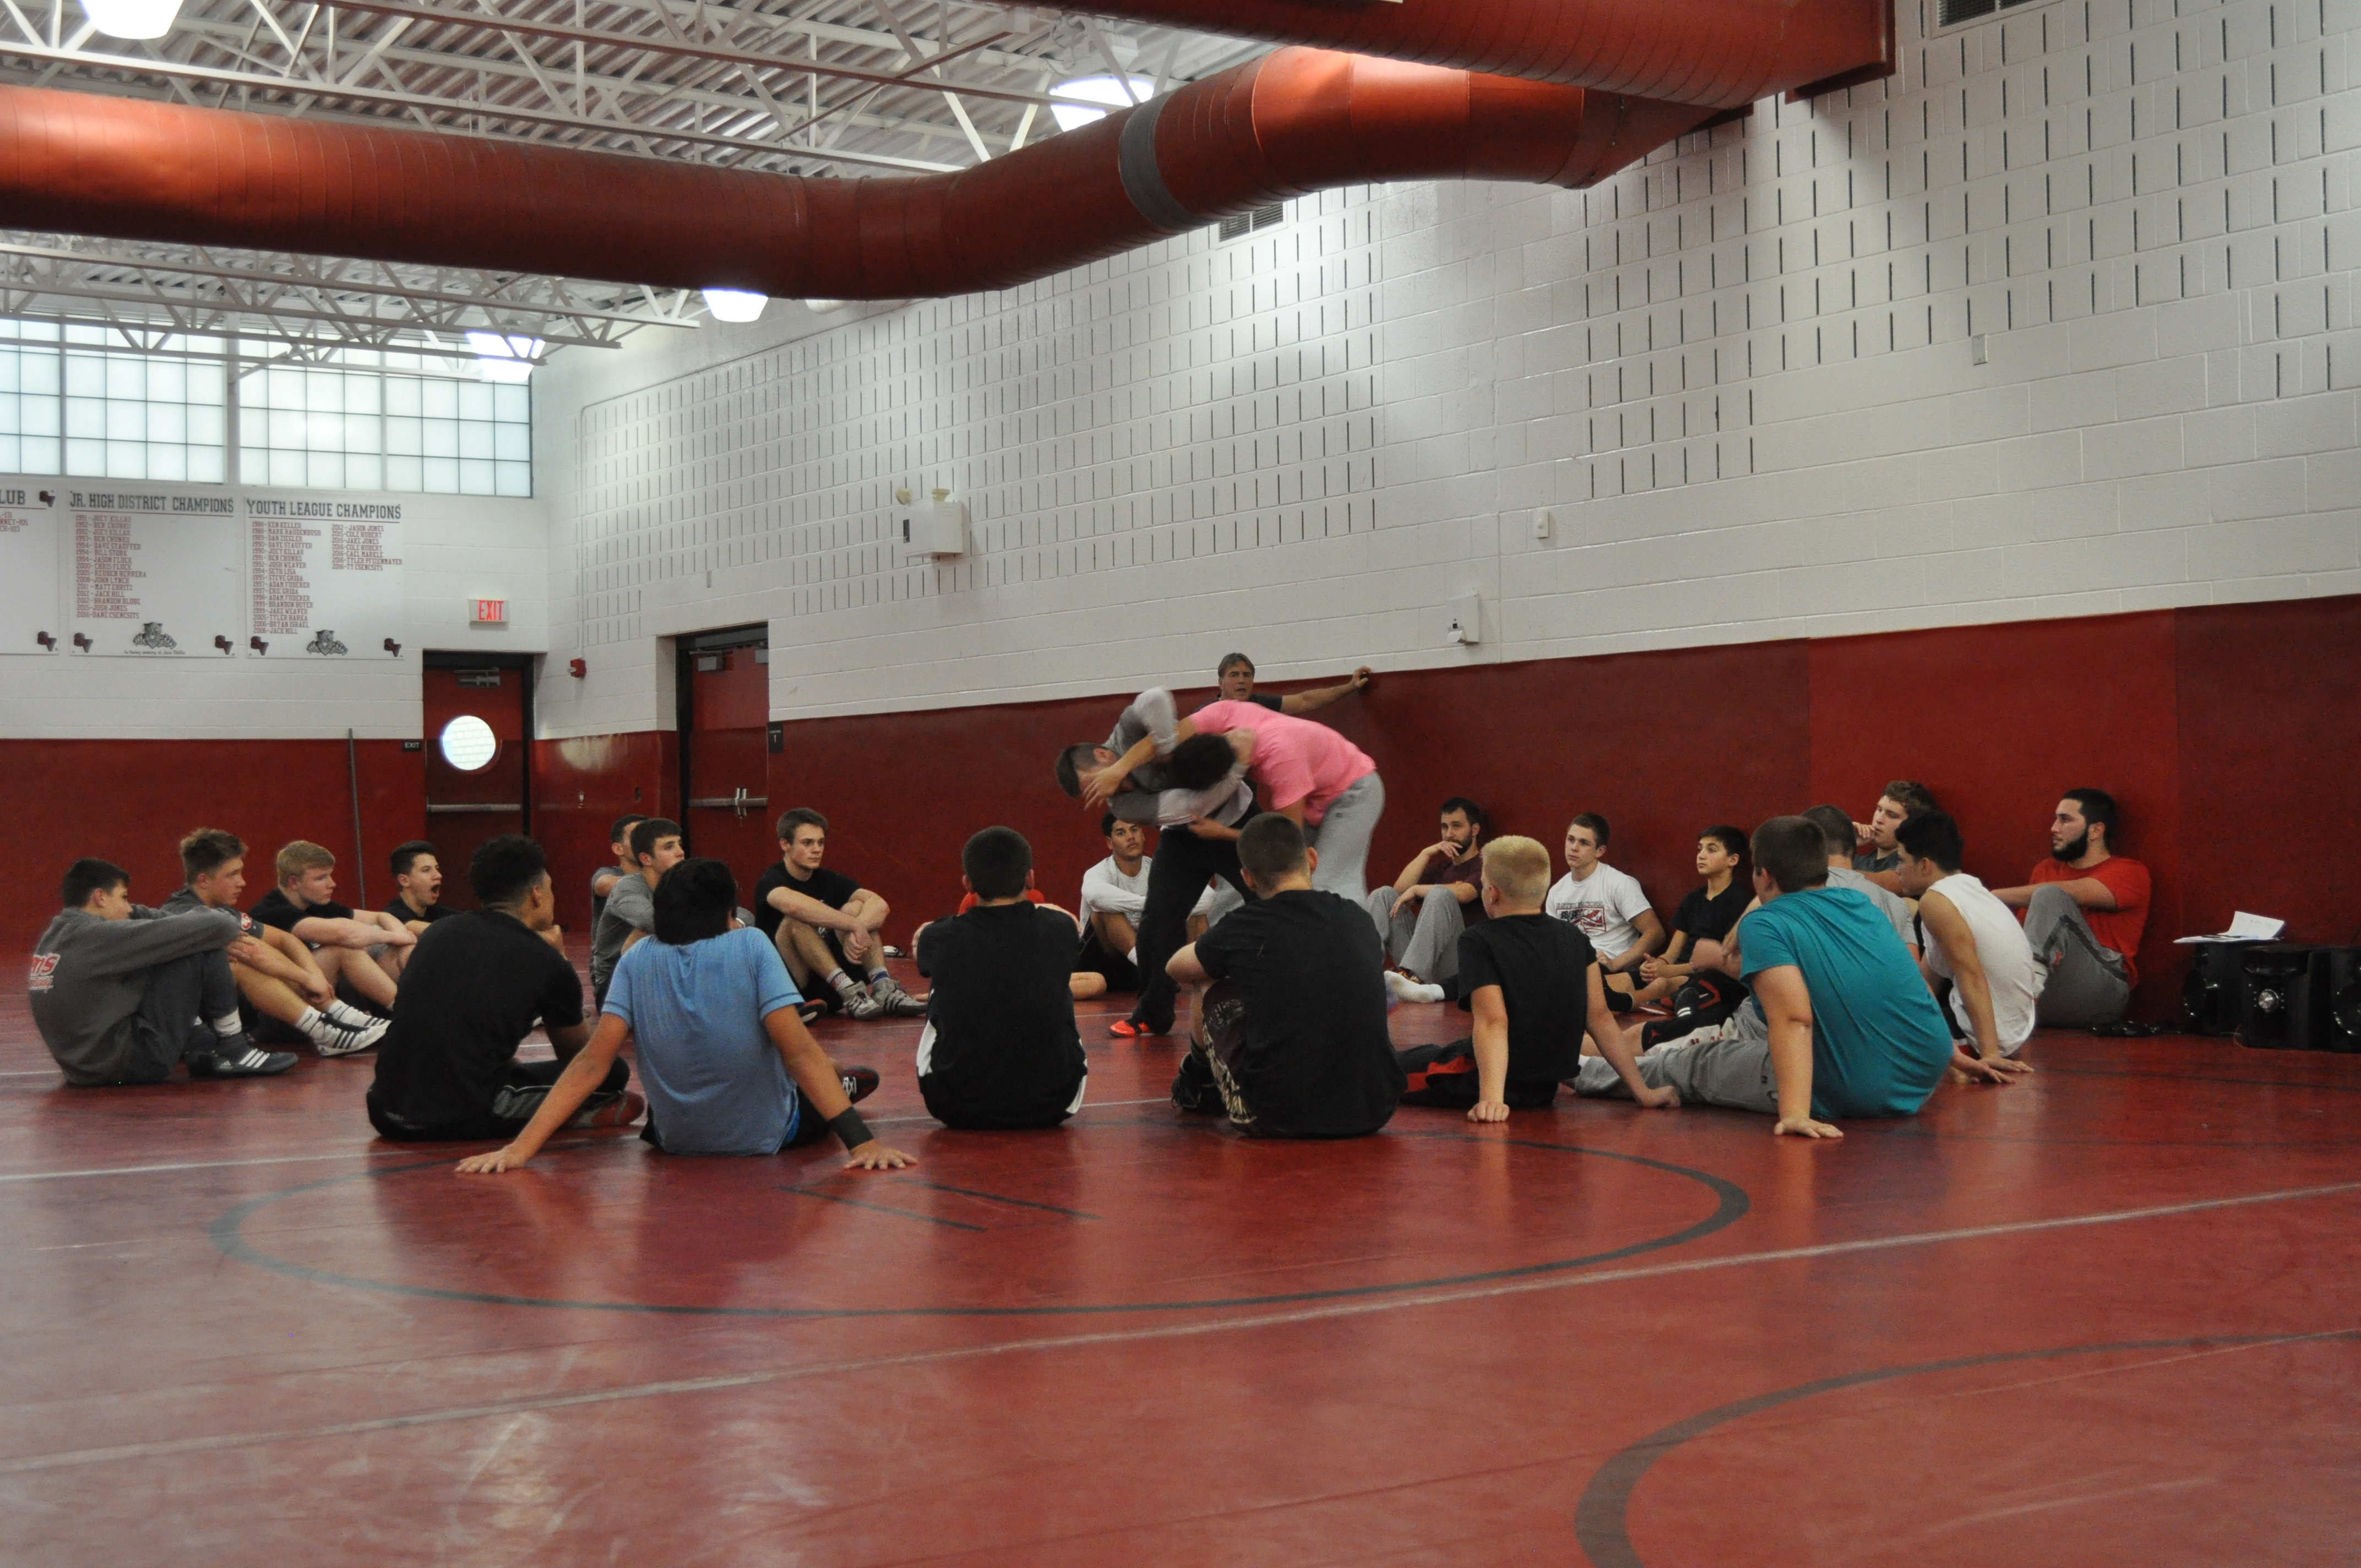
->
[[1106, 687, 1183, 793], [1826, 867, 1916, 951], [591, 873, 655, 994], [1101, 685, 1251, 827]]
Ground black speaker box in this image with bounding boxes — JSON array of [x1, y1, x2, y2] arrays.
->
[[2319, 946, 2361, 1054], [2239, 944, 2327, 1050], [2182, 944, 2249, 1036]]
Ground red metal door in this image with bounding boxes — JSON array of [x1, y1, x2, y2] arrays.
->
[[422, 662, 529, 911], [681, 639, 773, 895]]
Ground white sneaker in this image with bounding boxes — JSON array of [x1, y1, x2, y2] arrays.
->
[[308, 1012, 389, 1057], [324, 1000, 381, 1030]]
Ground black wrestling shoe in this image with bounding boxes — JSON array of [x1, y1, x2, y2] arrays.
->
[[1169, 1051, 1222, 1115], [839, 1066, 880, 1104], [188, 1043, 298, 1079]]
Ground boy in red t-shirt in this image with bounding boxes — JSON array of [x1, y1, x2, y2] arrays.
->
[[1992, 789, 2150, 1026]]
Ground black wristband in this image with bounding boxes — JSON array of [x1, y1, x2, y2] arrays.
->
[[828, 1107, 873, 1150]]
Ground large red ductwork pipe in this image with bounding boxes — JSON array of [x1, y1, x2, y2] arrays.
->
[[1078, 0, 1894, 107], [0, 52, 1713, 302]]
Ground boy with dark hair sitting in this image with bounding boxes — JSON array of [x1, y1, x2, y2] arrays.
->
[[1164, 815, 1403, 1138], [590, 814, 642, 926], [590, 816, 684, 1008], [367, 835, 640, 1142], [1396, 836, 1674, 1120], [913, 827, 1090, 1129], [1626, 824, 1752, 1008], [31, 858, 296, 1084], [384, 840, 457, 934], [459, 856, 907, 1169]]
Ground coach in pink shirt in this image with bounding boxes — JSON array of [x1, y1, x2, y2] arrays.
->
[[1087, 700, 1385, 900]]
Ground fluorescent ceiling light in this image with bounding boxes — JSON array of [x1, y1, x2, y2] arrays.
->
[[1049, 75, 1153, 133], [466, 330, 541, 383], [702, 287, 768, 323], [81, 0, 181, 39]]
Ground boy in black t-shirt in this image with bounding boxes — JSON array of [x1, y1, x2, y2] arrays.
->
[[913, 827, 1089, 1129], [755, 808, 923, 1020], [384, 841, 461, 935], [1395, 836, 1673, 1119], [1166, 815, 1403, 1138], [250, 840, 416, 1011], [1628, 825, 1753, 1008], [368, 836, 640, 1142]]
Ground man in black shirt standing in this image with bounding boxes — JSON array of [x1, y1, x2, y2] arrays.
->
[[367, 835, 638, 1142], [1165, 814, 1403, 1138], [1395, 836, 1673, 1119], [914, 827, 1089, 1129], [754, 808, 922, 1019]]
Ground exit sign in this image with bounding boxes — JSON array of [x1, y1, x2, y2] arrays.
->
[[471, 598, 506, 625]]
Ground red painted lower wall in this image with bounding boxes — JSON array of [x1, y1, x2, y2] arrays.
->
[[0, 739, 425, 949], [10, 596, 2359, 1019]]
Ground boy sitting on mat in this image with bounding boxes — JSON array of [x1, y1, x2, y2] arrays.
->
[[1163, 815, 1403, 1138], [1571, 816, 1957, 1138], [911, 827, 1090, 1130], [1396, 836, 1674, 1120], [367, 835, 635, 1141], [455, 856, 908, 1172]]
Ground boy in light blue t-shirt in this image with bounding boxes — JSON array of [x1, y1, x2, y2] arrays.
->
[[454, 858, 915, 1174]]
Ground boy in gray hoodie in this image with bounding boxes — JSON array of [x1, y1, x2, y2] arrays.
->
[[29, 858, 297, 1086]]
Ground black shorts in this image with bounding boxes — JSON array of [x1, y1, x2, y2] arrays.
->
[[367, 1056, 630, 1142], [1074, 925, 1141, 990], [1394, 1039, 1560, 1109]]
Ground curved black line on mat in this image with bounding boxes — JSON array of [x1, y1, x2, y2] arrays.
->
[[210, 1129, 1749, 1320], [1573, 1329, 2361, 1568]]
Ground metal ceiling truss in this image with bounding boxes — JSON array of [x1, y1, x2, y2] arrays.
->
[[0, 0, 1248, 357], [0, 233, 703, 363]]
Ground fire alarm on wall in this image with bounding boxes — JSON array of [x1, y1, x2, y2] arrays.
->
[[471, 598, 507, 626]]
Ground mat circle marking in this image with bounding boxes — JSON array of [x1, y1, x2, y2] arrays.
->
[[211, 1129, 1749, 1320]]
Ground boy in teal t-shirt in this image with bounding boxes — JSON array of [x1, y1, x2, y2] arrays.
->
[[1573, 816, 1957, 1137], [1737, 884, 1952, 1121]]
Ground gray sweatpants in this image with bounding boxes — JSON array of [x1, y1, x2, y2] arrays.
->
[[1306, 771, 1385, 902], [2022, 883, 2131, 1026], [1570, 1020, 1778, 1115], [1363, 884, 1468, 983]]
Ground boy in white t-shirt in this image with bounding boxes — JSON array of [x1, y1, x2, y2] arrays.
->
[[1892, 811, 2042, 1075], [1543, 815, 1663, 1005], [1075, 813, 1220, 990]]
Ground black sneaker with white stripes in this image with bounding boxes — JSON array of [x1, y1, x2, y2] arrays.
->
[[187, 1043, 298, 1079], [839, 1065, 880, 1103]]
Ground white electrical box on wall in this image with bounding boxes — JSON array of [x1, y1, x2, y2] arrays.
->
[[895, 490, 969, 560]]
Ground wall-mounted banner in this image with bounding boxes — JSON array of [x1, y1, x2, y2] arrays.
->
[[0, 478, 59, 657], [67, 484, 241, 657], [243, 492, 406, 659]]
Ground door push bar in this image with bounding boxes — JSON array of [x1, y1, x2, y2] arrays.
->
[[687, 787, 770, 820]]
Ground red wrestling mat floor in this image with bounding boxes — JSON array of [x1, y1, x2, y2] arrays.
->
[[1, 947, 2356, 1566]]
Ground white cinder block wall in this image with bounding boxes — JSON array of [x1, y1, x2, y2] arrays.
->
[[1, 491, 551, 739], [521, 0, 2361, 736]]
